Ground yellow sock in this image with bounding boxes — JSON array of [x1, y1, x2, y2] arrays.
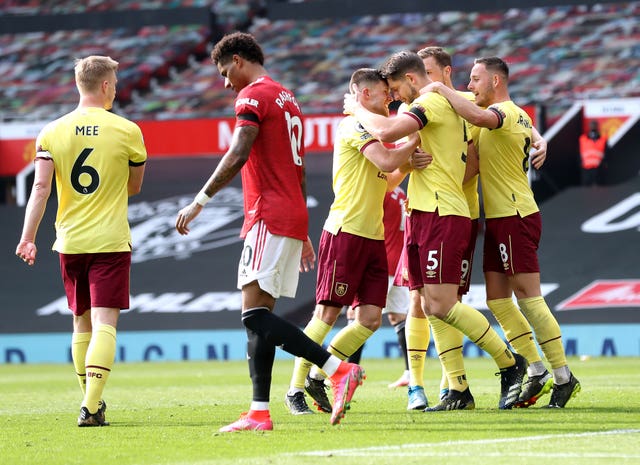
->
[[518, 296, 567, 369], [429, 315, 468, 392], [328, 321, 373, 360], [487, 298, 541, 364], [443, 302, 514, 369], [71, 332, 91, 395], [83, 324, 116, 413], [405, 315, 430, 387], [289, 316, 332, 390], [439, 369, 448, 392]]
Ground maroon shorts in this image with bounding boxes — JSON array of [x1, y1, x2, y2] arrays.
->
[[483, 212, 541, 275], [459, 218, 479, 295], [407, 210, 471, 289], [316, 229, 388, 308], [59, 252, 131, 315]]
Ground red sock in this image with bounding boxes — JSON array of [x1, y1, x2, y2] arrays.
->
[[248, 409, 270, 420]]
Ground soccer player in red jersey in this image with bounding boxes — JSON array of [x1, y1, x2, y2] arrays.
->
[[175, 32, 364, 431]]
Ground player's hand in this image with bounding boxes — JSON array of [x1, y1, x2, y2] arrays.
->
[[300, 236, 316, 272], [419, 81, 442, 95], [411, 148, 432, 170], [343, 92, 357, 115], [530, 138, 547, 169], [175, 202, 203, 235], [16, 240, 37, 266]]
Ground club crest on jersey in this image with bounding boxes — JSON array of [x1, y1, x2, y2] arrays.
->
[[335, 282, 348, 297], [354, 121, 367, 133]]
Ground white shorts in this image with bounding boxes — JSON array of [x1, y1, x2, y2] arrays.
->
[[382, 275, 410, 315], [237, 220, 302, 299]]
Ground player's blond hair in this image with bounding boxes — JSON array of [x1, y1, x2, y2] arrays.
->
[[74, 55, 118, 93]]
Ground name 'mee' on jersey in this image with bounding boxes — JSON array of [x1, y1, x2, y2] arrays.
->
[[35, 107, 147, 253]]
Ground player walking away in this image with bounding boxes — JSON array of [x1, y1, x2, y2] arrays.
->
[[345, 51, 527, 410], [424, 56, 580, 408], [284, 68, 426, 415], [175, 32, 364, 431], [15, 55, 147, 426]]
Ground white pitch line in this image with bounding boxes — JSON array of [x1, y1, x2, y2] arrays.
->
[[292, 429, 640, 457]]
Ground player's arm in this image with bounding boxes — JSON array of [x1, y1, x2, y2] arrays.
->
[[423, 81, 500, 129], [15, 157, 54, 266], [361, 132, 419, 172], [127, 163, 146, 196], [175, 124, 257, 235], [200, 124, 257, 197], [463, 140, 479, 184], [298, 161, 316, 272], [530, 126, 547, 170], [386, 146, 433, 191], [344, 93, 420, 142]]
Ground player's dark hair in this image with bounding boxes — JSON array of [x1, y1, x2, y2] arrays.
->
[[379, 51, 426, 80], [349, 68, 385, 89], [211, 32, 265, 66], [417, 46, 452, 68], [475, 56, 509, 79]]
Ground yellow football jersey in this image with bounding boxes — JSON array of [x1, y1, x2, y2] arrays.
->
[[36, 107, 147, 253], [476, 101, 538, 218], [404, 92, 470, 217], [323, 115, 388, 240]]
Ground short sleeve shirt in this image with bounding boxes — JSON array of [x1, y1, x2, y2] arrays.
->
[[234, 76, 308, 240], [36, 107, 147, 253]]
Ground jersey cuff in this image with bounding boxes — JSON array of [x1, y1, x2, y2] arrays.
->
[[407, 108, 427, 129], [35, 150, 52, 160], [360, 139, 379, 152], [488, 107, 504, 129]]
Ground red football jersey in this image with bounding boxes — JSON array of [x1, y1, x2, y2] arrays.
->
[[383, 186, 406, 275], [234, 76, 308, 241]]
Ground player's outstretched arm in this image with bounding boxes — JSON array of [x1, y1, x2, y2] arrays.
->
[[422, 81, 499, 129], [344, 93, 419, 143]]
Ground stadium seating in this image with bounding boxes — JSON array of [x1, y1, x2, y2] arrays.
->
[[0, 0, 209, 15], [0, 24, 208, 121], [0, 1, 638, 123]]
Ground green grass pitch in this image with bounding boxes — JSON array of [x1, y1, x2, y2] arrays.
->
[[1, 356, 638, 465]]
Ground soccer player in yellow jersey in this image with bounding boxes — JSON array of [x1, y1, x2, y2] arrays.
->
[[284, 68, 427, 415], [345, 51, 527, 410], [425, 56, 580, 408], [15, 56, 147, 426], [417, 47, 550, 412]]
